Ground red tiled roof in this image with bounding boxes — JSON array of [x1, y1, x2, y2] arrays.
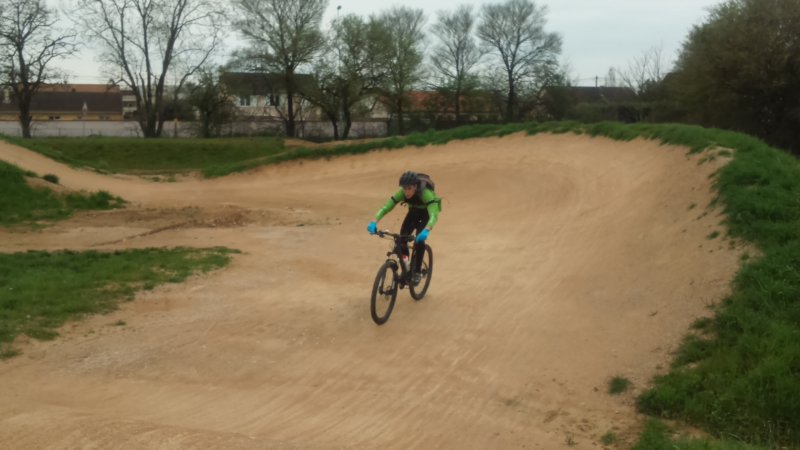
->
[[404, 90, 496, 114]]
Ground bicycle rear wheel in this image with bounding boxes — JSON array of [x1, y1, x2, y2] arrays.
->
[[409, 245, 433, 301], [371, 261, 398, 325]]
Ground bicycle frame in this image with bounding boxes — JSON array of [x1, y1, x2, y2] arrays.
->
[[376, 230, 419, 285]]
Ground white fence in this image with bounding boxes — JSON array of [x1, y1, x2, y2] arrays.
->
[[0, 120, 388, 139]]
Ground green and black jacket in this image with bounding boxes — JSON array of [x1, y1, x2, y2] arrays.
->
[[375, 188, 441, 229]]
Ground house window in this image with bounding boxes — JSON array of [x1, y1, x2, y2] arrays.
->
[[239, 96, 251, 107], [269, 94, 280, 107]]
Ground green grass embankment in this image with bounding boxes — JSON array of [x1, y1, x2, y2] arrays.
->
[[5, 136, 285, 176], [0, 160, 123, 226], [545, 122, 798, 448], [0, 247, 235, 359]]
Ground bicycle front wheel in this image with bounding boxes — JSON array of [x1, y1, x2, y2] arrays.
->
[[409, 245, 433, 301], [371, 261, 398, 325]]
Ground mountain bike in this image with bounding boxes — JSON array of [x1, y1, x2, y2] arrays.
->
[[370, 230, 433, 325]]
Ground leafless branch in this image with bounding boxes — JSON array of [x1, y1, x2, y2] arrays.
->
[[71, 0, 225, 137]]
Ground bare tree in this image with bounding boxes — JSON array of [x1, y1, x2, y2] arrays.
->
[[477, 0, 561, 122], [617, 45, 669, 95], [430, 5, 482, 123], [234, 0, 328, 138], [72, 0, 224, 138], [304, 14, 391, 140], [377, 7, 426, 135], [0, 0, 76, 138]]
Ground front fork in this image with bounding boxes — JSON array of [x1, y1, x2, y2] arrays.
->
[[385, 257, 408, 290]]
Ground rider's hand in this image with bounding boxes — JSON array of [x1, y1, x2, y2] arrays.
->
[[416, 228, 429, 243], [367, 221, 377, 235]]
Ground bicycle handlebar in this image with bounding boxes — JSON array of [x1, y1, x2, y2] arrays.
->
[[376, 230, 415, 242]]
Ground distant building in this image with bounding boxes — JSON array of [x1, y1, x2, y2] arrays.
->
[[404, 90, 501, 122], [121, 90, 137, 119], [0, 84, 124, 121], [221, 72, 323, 121]]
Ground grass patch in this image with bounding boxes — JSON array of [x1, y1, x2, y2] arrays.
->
[[707, 230, 721, 240], [0, 347, 19, 359], [0, 160, 124, 226], [690, 316, 714, 332], [601, 431, 617, 446], [632, 420, 767, 450], [565, 433, 577, 446], [0, 247, 235, 357], [5, 136, 285, 175], [609, 376, 632, 395]]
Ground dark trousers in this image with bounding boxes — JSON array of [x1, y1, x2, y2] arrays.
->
[[400, 208, 428, 272]]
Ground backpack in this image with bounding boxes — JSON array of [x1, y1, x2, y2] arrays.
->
[[417, 173, 435, 192], [416, 173, 441, 211]]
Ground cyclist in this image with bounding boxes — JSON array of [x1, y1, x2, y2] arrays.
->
[[367, 171, 441, 285]]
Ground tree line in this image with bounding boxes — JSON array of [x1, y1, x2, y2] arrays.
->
[[566, 0, 800, 153], [0, 0, 563, 139], [0, 0, 797, 153]]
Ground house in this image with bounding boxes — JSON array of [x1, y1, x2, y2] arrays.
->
[[402, 90, 501, 123], [354, 91, 391, 121], [0, 84, 123, 121], [219, 72, 396, 138], [221, 72, 324, 121], [121, 90, 137, 119]]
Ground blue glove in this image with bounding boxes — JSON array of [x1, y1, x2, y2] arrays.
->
[[367, 221, 377, 235], [416, 228, 430, 243]]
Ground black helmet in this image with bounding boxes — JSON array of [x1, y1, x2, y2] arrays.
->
[[399, 171, 419, 187]]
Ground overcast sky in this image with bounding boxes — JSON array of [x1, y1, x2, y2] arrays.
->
[[59, 0, 723, 87]]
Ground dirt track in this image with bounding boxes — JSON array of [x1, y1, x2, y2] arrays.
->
[[0, 134, 742, 449]]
